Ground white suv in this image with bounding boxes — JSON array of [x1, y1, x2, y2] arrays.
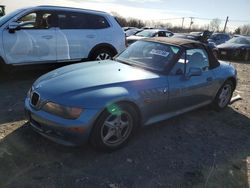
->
[[0, 5, 126, 70]]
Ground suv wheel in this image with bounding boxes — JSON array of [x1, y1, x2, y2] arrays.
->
[[91, 48, 114, 61]]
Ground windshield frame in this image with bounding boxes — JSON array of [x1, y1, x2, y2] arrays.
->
[[115, 40, 182, 74]]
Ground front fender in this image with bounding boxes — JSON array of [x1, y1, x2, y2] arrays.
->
[[52, 86, 140, 109]]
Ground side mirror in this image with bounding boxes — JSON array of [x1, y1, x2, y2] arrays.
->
[[185, 67, 202, 79], [8, 22, 20, 33]]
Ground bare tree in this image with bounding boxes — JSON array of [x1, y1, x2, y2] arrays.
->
[[202, 24, 210, 31], [234, 27, 241, 34], [241, 24, 250, 35], [111, 11, 145, 28], [210, 18, 221, 32]]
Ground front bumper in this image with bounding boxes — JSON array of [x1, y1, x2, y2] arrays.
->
[[24, 97, 100, 146]]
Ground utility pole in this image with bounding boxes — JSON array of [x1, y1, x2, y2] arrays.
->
[[181, 17, 184, 29], [223, 16, 229, 33], [189, 17, 193, 31]]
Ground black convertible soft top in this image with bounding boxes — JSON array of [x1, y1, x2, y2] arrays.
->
[[144, 37, 200, 46], [143, 37, 220, 69]]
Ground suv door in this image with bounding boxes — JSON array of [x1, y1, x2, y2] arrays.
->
[[56, 11, 111, 61], [167, 48, 216, 112], [56, 11, 93, 61], [2, 11, 56, 64]]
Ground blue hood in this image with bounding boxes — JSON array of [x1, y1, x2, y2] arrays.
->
[[33, 60, 159, 101]]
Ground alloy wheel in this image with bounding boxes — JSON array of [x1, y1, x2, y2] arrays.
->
[[96, 53, 112, 60], [101, 112, 133, 147], [218, 83, 232, 108]]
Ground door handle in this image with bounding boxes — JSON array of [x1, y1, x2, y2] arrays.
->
[[42, 35, 53, 40], [86, 35, 95, 38], [207, 77, 213, 82]]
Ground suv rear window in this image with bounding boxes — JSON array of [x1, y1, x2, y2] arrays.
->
[[58, 12, 110, 29]]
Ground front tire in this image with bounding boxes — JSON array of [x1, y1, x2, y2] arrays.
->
[[213, 80, 234, 110], [90, 103, 138, 151]]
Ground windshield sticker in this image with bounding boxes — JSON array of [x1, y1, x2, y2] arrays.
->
[[150, 49, 169, 57]]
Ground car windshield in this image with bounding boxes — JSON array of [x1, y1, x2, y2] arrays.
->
[[116, 40, 180, 71], [228, 37, 250, 45], [126, 29, 141, 36], [135, 30, 156, 37], [0, 8, 25, 27], [189, 32, 202, 36]]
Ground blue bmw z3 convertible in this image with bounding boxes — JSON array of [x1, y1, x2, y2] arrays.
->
[[25, 37, 237, 151]]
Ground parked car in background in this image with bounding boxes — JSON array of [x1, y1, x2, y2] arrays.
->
[[25, 37, 236, 151], [217, 36, 250, 61], [0, 5, 5, 17], [122, 27, 137, 31], [208, 33, 231, 45], [190, 31, 213, 39], [189, 31, 203, 36], [126, 29, 173, 45], [125, 28, 142, 37], [173, 32, 219, 58], [0, 5, 126, 72], [141, 26, 154, 30]]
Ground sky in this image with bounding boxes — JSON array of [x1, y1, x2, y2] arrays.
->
[[1, 0, 250, 31]]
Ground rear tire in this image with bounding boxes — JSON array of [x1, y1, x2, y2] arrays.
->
[[213, 80, 234, 110], [90, 103, 138, 151], [90, 48, 115, 61]]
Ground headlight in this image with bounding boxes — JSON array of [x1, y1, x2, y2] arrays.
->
[[42, 102, 82, 119]]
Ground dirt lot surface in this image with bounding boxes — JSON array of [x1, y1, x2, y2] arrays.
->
[[0, 61, 250, 188]]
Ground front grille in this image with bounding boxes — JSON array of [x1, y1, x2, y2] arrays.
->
[[31, 92, 40, 106]]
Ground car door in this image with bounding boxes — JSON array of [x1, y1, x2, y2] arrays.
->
[[2, 11, 56, 65], [56, 11, 108, 61], [157, 31, 167, 37], [167, 47, 216, 113]]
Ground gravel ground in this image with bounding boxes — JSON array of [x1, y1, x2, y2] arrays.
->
[[0, 61, 250, 188]]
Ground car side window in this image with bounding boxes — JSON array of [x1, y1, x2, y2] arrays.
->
[[58, 12, 110, 29], [166, 32, 173, 37], [17, 12, 56, 29], [157, 31, 166, 37], [170, 53, 185, 75], [17, 12, 37, 29], [170, 48, 209, 75], [186, 48, 209, 72]]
